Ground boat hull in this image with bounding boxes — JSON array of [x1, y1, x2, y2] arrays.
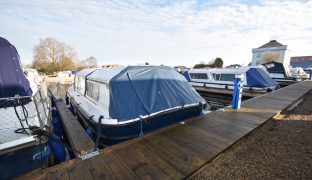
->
[[70, 99, 202, 146]]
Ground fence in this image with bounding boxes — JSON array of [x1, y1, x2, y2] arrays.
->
[[0, 88, 49, 145]]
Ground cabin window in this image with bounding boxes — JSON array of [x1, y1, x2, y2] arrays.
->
[[86, 81, 100, 101], [212, 73, 220, 80], [75, 76, 84, 91], [220, 74, 236, 81], [189, 73, 208, 79]]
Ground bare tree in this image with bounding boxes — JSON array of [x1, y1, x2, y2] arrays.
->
[[32, 37, 78, 74], [262, 52, 280, 64], [79, 56, 98, 69]]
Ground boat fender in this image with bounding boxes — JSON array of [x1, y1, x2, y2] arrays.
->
[[48, 133, 66, 162], [52, 117, 64, 137], [51, 108, 58, 119], [86, 127, 94, 140]]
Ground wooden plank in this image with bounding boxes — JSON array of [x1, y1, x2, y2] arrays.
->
[[115, 142, 184, 179], [46, 168, 69, 180], [67, 160, 93, 180], [102, 151, 139, 180], [141, 134, 205, 176], [55, 100, 95, 156], [85, 155, 116, 180]]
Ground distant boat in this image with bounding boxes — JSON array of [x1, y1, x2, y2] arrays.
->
[[182, 66, 279, 105], [66, 66, 206, 146], [262, 62, 298, 87]]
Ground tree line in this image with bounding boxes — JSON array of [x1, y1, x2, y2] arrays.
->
[[31, 37, 98, 74]]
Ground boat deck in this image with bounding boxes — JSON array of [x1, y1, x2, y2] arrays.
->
[[20, 81, 312, 179]]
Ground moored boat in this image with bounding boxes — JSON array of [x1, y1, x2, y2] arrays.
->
[[184, 66, 278, 93], [66, 66, 206, 146]]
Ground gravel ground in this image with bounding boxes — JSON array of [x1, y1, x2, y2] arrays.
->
[[192, 90, 312, 179]]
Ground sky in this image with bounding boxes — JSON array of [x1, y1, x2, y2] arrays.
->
[[1, 0, 312, 67]]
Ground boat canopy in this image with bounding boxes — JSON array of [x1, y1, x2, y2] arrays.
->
[[0, 37, 32, 101], [246, 68, 277, 87], [78, 66, 205, 121]]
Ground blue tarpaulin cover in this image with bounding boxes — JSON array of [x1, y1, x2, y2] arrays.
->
[[246, 68, 278, 88], [0, 37, 32, 100], [109, 66, 204, 121]]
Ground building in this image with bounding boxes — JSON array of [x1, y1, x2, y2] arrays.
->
[[251, 40, 289, 66], [290, 56, 312, 69]]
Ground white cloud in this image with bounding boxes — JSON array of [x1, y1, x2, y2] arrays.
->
[[0, 0, 311, 66]]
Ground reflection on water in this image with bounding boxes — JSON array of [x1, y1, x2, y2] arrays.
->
[[47, 82, 72, 99]]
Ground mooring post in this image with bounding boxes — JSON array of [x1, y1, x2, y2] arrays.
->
[[232, 74, 244, 110]]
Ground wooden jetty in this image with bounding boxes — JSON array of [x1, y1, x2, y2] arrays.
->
[[54, 100, 95, 157], [193, 86, 260, 104], [21, 81, 312, 179]]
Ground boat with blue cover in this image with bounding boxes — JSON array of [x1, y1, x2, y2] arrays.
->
[[0, 37, 49, 179], [66, 66, 206, 146], [182, 67, 279, 104], [262, 61, 299, 87]]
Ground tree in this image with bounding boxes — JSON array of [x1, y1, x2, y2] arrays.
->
[[32, 37, 78, 74], [262, 52, 280, 64], [79, 56, 98, 69], [194, 57, 224, 68], [214, 57, 223, 68]]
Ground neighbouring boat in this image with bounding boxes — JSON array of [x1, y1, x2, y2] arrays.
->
[[0, 37, 49, 179], [184, 66, 278, 92], [262, 62, 299, 87], [66, 66, 206, 146]]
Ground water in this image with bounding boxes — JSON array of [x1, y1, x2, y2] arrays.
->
[[47, 82, 71, 99]]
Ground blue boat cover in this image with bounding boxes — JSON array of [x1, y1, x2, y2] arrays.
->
[[0, 37, 32, 100], [246, 68, 278, 88], [109, 66, 204, 121]]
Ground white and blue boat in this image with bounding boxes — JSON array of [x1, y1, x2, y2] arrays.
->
[[66, 66, 206, 145], [262, 62, 298, 87], [184, 66, 279, 93], [0, 37, 49, 179]]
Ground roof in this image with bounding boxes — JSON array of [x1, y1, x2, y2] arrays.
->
[[290, 56, 312, 69], [258, 40, 284, 48], [290, 56, 312, 63], [87, 67, 125, 83]]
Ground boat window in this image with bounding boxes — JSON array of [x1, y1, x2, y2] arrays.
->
[[75, 76, 84, 91], [212, 73, 220, 80], [189, 73, 208, 79], [220, 74, 236, 81], [86, 81, 100, 101]]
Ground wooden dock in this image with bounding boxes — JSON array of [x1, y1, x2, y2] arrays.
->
[[21, 81, 312, 179], [54, 100, 95, 157]]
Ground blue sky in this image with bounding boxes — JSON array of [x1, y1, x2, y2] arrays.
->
[[1, 0, 312, 66]]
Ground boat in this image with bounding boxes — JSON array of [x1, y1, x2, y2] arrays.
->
[[66, 66, 206, 146], [183, 67, 279, 104], [289, 67, 309, 80], [262, 62, 298, 87], [0, 37, 49, 179]]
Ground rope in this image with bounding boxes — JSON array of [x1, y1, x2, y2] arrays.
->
[[139, 117, 144, 136], [13, 96, 30, 135]]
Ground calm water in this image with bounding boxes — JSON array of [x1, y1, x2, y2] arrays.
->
[[47, 82, 72, 99]]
